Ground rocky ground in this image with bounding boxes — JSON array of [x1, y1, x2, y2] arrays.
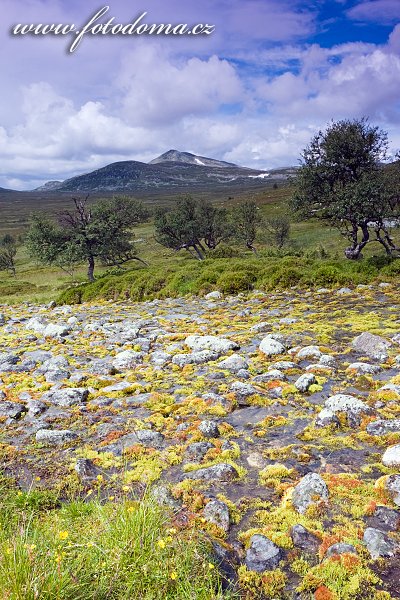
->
[[1, 283, 400, 598]]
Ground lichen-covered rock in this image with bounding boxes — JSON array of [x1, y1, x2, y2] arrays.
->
[[231, 381, 257, 403], [185, 335, 239, 354], [36, 429, 78, 445], [352, 332, 391, 361], [294, 373, 316, 392], [315, 408, 340, 428], [185, 442, 213, 460], [43, 388, 89, 407], [198, 420, 220, 438], [367, 419, 400, 436], [325, 543, 357, 557], [382, 444, 400, 467], [292, 473, 329, 514], [363, 527, 398, 559], [0, 401, 25, 420], [183, 463, 238, 482], [151, 485, 182, 510], [323, 394, 371, 427], [290, 524, 320, 553], [203, 499, 230, 532], [218, 354, 248, 372], [205, 291, 222, 300], [74, 458, 98, 479], [384, 475, 400, 507], [370, 506, 400, 532], [245, 534, 283, 572], [172, 351, 219, 367], [259, 336, 285, 357], [297, 346, 322, 359]]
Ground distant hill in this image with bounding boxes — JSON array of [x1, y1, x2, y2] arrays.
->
[[0, 186, 15, 193], [149, 149, 238, 169], [34, 149, 295, 193]]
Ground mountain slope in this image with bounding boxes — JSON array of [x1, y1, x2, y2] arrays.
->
[[149, 149, 238, 169]]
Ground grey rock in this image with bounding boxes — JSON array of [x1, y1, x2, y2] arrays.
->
[[198, 420, 220, 438], [347, 362, 381, 374], [385, 475, 400, 507], [325, 543, 357, 557], [259, 336, 285, 357], [363, 527, 398, 559], [0, 401, 25, 420], [43, 388, 89, 407], [319, 354, 336, 367], [185, 442, 213, 460], [297, 346, 322, 359], [185, 335, 239, 354], [74, 458, 98, 479], [36, 429, 78, 445], [251, 322, 272, 333], [337, 287, 352, 295], [294, 373, 316, 392], [315, 408, 340, 428], [273, 361, 296, 370], [203, 499, 230, 532], [292, 473, 329, 514], [183, 463, 238, 482], [151, 485, 182, 509], [172, 351, 219, 367], [324, 394, 371, 427], [371, 506, 400, 532], [245, 534, 282, 572], [150, 351, 172, 366], [290, 524, 320, 553], [112, 350, 143, 370], [352, 332, 391, 361], [367, 420, 400, 436], [218, 354, 249, 372], [382, 444, 400, 467], [101, 381, 134, 393]]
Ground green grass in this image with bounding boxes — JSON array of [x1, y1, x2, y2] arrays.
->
[[0, 184, 399, 304], [0, 477, 233, 600]]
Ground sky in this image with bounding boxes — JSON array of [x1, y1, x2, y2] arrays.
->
[[1, 0, 400, 190]]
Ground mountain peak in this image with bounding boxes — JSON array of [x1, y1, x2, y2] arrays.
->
[[149, 150, 238, 169]]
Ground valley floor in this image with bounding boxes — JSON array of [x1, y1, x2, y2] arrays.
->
[[0, 283, 400, 598]]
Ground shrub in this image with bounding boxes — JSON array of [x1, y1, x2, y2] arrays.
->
[[217, 270, 256, 294]]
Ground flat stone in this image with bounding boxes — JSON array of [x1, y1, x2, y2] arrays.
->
[[183, 463, 238, 482], [36, 429, 78, 445]]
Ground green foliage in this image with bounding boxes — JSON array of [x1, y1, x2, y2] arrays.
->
[[232, 200, 260, 253], [217, 270, 256, 294], [0, 234, 18, 276], [292, 118, 400, 259], [265, 216, 291, 248], [154, 196, 231, 259], [26, 196, 148, 281]]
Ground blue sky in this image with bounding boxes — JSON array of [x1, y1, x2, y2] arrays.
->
[[1, 0, 400, 189]]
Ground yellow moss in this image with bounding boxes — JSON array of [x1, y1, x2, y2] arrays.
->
[[237, 566, 287, 599]]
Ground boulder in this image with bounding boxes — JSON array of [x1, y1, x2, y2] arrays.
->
[[363, 527, 398, 559], [218, 354, 249, 372], [297, 346, 322, 359], [294, 373, 316, 392], [290, 524, 320, 553], [352, 332, 391, 361], [367, 420, 400, 436], [198, 420, 220, 438], [259, 336, 285, 357], [382, 445, 400, 467], [292, 473, 329, 514], [323, 394, 371, 427], [245, 535, 282, 572], [36, 429, 78, 445]]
